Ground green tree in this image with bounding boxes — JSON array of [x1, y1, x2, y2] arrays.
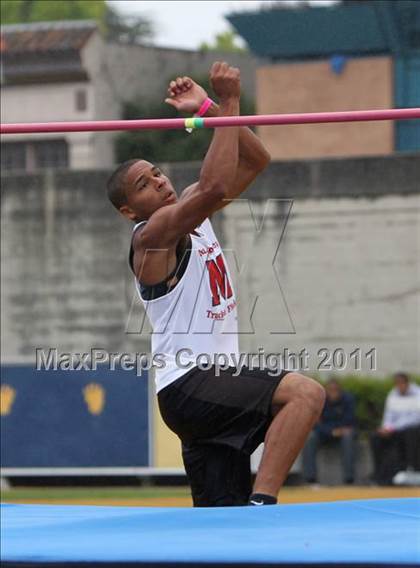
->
[[115, 75, 255, 163], [104, 6, 153, 44], [0, 0, 153, 45], [200, 30, 247, 53], [1, 0, 106, 24]]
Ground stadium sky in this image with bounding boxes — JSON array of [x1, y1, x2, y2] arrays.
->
[[109, 1, 336, 50]]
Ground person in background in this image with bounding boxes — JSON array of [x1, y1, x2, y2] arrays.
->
[[370, 372, 420, 485], [302, 378, 357, 485]]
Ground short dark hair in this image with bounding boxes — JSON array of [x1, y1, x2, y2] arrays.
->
[[107, 158, 139, 210], [394, 372, 409, 382]]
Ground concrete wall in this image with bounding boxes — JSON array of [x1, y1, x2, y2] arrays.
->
[[2, 154, 419, 470], [257, 56, 394, 159], [100, 43, 257, 104], [223, 192, 420, 374], [1, 169, 142, 363], [2, 154, 419, 377], [81, 33, 119, 169]]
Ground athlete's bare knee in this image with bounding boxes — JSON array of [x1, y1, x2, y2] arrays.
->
[[272, 373, 325, 415]]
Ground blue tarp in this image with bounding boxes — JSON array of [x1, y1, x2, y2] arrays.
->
[[1, 499, 419, 565]]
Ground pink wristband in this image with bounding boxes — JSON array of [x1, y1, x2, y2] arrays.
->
[[195, 97, 214, 117]]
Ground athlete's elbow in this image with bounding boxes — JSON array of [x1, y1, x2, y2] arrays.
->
[[256, 149, 271, 171], [244, 151, 270, 176]]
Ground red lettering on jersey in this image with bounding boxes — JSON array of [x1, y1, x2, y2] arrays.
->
[[206, 254, 233, 307]]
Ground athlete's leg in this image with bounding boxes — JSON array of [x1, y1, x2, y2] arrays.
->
[[253, 373, 325, 497], [182, 443, 252, 506]]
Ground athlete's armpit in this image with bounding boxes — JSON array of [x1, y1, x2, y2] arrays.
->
[[132, 230, 179, 286]]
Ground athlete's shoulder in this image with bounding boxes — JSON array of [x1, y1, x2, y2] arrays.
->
[[132, 220, 147, 235], [129, 221, 148, 271]]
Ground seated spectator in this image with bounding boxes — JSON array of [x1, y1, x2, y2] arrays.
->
[[302, 378, 357, 485], [370, 372, 420, 485]]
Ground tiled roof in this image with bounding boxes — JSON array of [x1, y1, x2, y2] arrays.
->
[[1, 20, 97, 53]]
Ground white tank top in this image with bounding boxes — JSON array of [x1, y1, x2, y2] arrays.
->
[[133, 218, 239, 392]]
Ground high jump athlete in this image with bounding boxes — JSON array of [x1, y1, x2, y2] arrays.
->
[[107, 62, 325, 506]]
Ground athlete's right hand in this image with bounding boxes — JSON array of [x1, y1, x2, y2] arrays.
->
[[210, 61, 240, 101]]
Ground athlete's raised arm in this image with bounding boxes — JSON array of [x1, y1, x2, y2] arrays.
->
[[107, 63, 241, 285], [165, 64, 271, 210], [138, 62, 240, 249]]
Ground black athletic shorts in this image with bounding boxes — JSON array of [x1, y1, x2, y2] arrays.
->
[[157, 365, 290, 507]]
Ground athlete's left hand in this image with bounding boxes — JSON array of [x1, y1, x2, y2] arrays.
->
[[165, 76, 208, 113]]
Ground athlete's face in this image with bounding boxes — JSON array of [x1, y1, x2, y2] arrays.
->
[[120, 160, 178, 221]]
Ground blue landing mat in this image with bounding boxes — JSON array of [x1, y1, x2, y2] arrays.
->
[[1, 499, 420, 566]]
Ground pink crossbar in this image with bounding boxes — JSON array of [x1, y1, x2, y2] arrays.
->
[[1, 108, 419, 135]]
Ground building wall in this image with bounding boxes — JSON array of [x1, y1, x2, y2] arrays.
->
[[101, 43, 257, 105], [1, 81, 96, 169], [257, 56, 394, 160], [166, 155, 420, 376], [0, 81, 93, 124], [223, 193, 419, 374], [2, 154, 418, 371], [84, 41, 258, 169], [2, 155, 419, 467], [81, 33, 119, 169], [1, 37, 258, 170]]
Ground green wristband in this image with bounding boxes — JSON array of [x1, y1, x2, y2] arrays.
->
[[185, 117, 204, 130]]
